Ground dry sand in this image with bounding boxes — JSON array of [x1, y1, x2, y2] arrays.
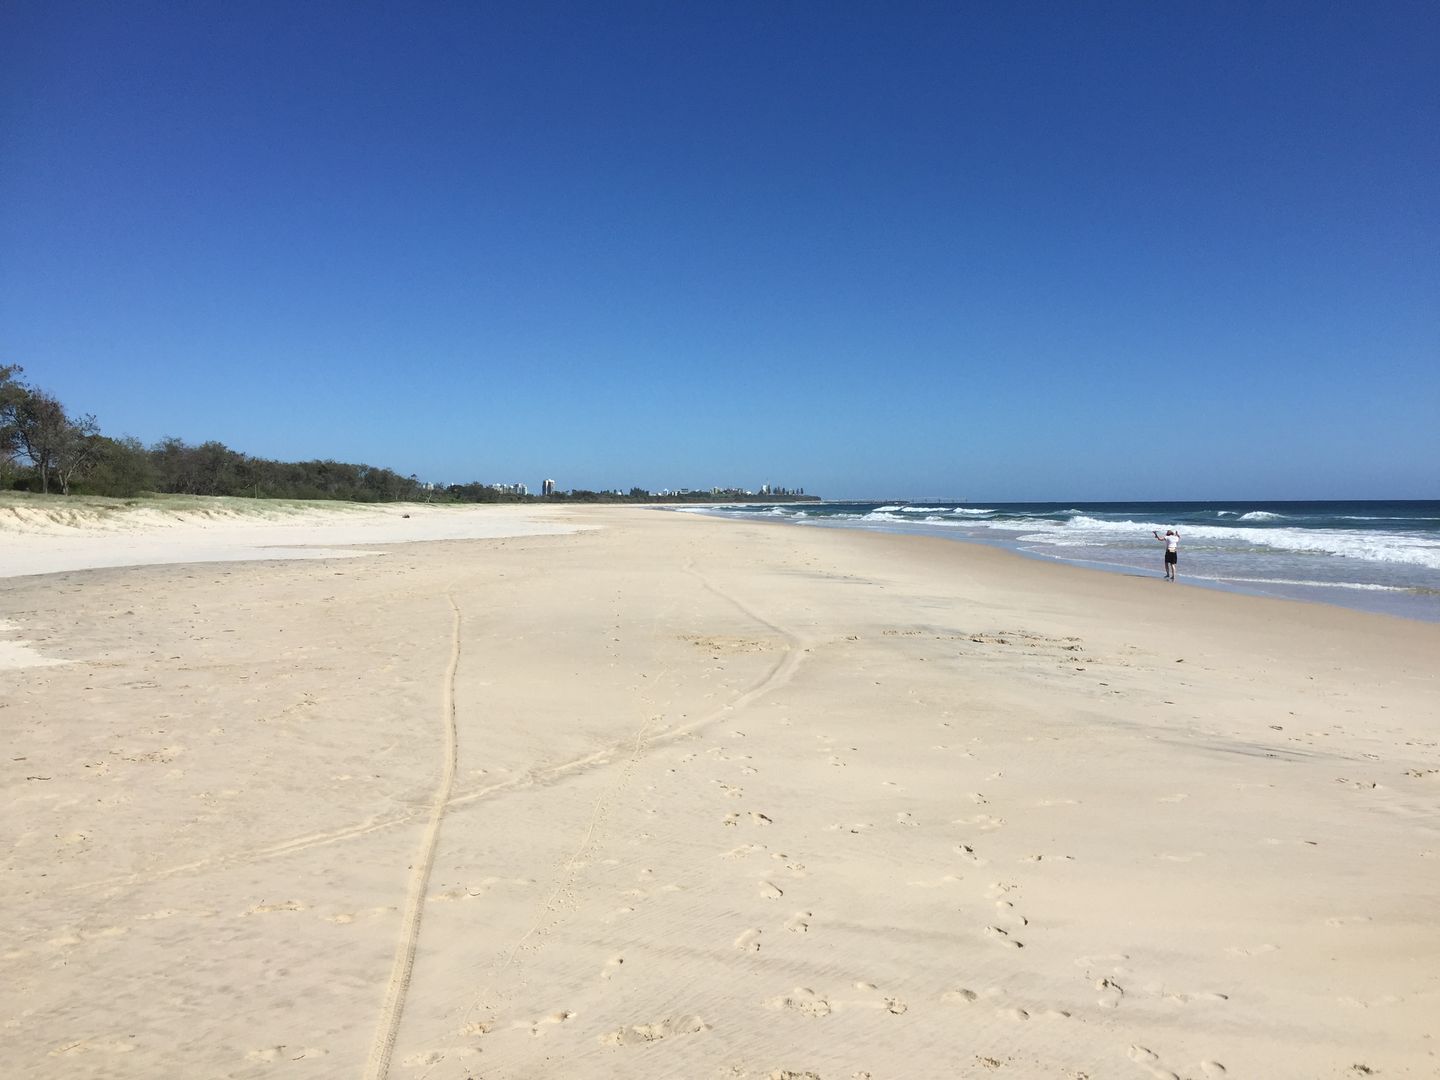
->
[[2, 501, 1437, 1079]]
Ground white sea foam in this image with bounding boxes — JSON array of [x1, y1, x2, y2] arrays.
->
[[1209, 576, 1409, 592], [1239, 511, 1284, 521], [1015, 532, 1110, 547], [996, 517, 1440, 571]]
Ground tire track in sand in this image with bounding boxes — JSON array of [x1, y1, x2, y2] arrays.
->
[[70, 561, 809, 895], [363, 591, 462, 1080], [412, 556, 810, 1076]]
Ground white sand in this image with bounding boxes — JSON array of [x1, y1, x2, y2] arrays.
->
[[0, 495, 582, 581], [2, 501, 1437, 1079]]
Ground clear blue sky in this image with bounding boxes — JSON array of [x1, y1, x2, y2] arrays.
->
[[3, 1, 1436, 500]]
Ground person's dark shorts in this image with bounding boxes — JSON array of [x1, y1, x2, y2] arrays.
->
[[1165, 550, 1178, 565]]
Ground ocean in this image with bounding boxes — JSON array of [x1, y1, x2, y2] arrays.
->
[[676, 501, 1440, 623]]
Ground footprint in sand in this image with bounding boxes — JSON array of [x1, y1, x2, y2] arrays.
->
[[1127, 1044, 1179, 1080], [768, 988, 832, 1017], [984, 925, 1024, 949], [1127, 1045, 1223, 1080], [525, 1010, 575, 1037], [943, 988, 1070, 1023], [242, 900, 307, 916], [955, 844, 988, 866], [851, 982, 909, 1014], [600, 1015, 706, 1046], [1096, 977, 1125, 1008], [993, 900, 1028, 929], [785, 911, 812, 933], [735, 929, 763, 952], [758, 880, 784, 900], [724, 842, 767, 859], [601, 954, 626, 978]]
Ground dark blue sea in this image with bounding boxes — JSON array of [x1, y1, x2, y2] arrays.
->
[[678, 501, 1440, 623]]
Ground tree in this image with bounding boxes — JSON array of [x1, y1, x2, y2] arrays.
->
[[11, 388, 82, 493], [0, 365, 23, 484], [0, 367, 102, 494], [52, 408, 102, 494], [84, 436, 157, 496]]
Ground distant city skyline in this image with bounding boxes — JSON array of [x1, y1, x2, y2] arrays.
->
[[2, 4, 1435, 500]]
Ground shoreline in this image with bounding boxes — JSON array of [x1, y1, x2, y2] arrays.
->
[[667, 503, 1440, 624], [3, 505, 1437, 1078], [970, 530, 1440, 624]]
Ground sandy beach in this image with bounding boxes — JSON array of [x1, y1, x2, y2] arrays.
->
[[3, 501, 1437, 1080]]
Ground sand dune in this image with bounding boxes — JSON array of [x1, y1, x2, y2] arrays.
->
[[0, 493, 582, 581], [2, 503, 1437, 1078]]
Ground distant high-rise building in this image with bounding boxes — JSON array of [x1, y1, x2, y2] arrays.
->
[[542, 478, 555, 496]]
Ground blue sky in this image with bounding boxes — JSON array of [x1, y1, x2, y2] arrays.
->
[[2, 2, 1436, 500]]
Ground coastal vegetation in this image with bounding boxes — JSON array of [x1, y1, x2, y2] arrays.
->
[[0, 366, 816, 505]]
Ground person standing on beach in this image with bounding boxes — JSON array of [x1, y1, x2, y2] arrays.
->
[[1153, 529, 1180, 581]]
